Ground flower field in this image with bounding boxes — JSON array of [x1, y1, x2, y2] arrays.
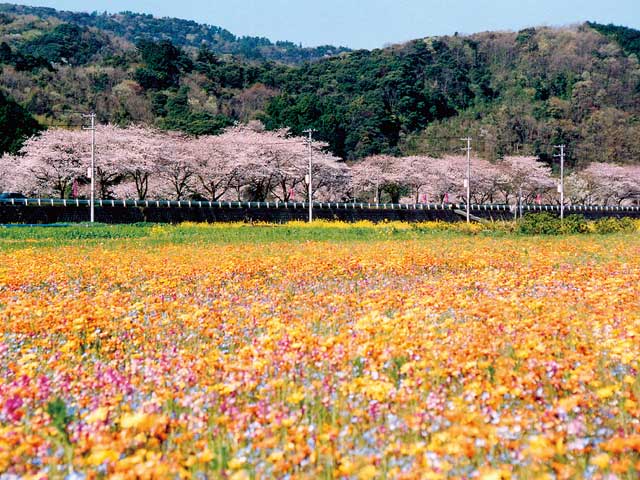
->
[[0, 223, 639, 479]]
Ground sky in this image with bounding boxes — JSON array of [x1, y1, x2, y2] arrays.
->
[[11, 0, 640, 49]]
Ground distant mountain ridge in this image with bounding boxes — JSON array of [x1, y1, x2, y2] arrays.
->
[[0, 3, 351, 63]]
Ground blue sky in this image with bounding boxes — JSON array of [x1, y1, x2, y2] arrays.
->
[[13, 0, 640, 49]]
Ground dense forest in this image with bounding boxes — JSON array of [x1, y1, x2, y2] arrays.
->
[[0, 4, 638, 168]]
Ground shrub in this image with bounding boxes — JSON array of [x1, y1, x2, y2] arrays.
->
[[560, 215, 590, 234], [517, 213, 637, 235], [593, 217, 636, 234], [517, 213, 590, 235], [517, 212, 563, 235]]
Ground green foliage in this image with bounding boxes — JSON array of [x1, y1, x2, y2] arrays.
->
[[0, 222, 460, 248], [0, 220, 637, 251], [260, 39, 494, 159], [0, 4, 350, 64], [0, 41, 10, 62], [400, 25, 640, 166], [593, 217, 636, 234], [517, 213, 558, 235], [158, 87, 234, 135], [0, 90, 42, 155], [0, 41, 51, 71], [194, 47, 268, 91], [588, 22, 640, 58], [561, 215, 591, 234], [161, 110, 234, 136], [517, 213, 589, 235], [0, 224, 149, 240], [134, 39, 191, 90], [8, 217, 640, 251], [46, 397, 72, 443], [0, 5, 638, 164], [485, 213, 636, 236], [20, 23, 106, 65]]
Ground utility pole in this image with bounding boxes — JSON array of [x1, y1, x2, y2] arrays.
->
[[461, 137, 472, 223], [518, 185, 523, 219], [554, 144, 565, 221], [303, 129, 316, 223], [83, 112, 96, 223]]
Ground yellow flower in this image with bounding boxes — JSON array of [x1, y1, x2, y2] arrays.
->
[[85, 407, 109, 424], [286, 389, 305, 404], [86, 448, 119, 466], [228, 457, 246, 470], [119, 412, 166, 431], [527, 436, 555, 461], [358, 465, 378, 480], [590, 453, 610, 469], [199, 448, 214, 463], [229, 471, 249, 480], [267, 450, 284, 463], [596, 386, 616, 399]]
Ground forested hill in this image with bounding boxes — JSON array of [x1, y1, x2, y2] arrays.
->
[[588, 22, 640, 58], [0, 3, 350, 63], [0, 4, 638, 167]]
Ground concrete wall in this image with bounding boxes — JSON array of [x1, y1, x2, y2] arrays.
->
[[2, 201, 640, 224]]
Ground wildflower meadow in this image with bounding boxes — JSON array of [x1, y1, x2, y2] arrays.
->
[[0, 222, 639, 479]]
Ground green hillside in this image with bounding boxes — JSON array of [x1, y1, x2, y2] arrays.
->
[[0, 4, 638, 167], [0, 89, 41, 153], [588, 22, 640, 58], [0, 3, 350, 63]]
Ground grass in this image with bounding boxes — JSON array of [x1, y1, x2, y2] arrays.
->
[[0, 221, 469, 248], [0, 217, 637, 251]]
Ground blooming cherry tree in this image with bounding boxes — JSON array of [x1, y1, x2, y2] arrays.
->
[[350, 155, 407, 203], [495, 156, 555, 204], [566, 162, 640, 205], [209, 123, 345, 202], [8, 128, 87, 198], [155, 132, 198, 200]]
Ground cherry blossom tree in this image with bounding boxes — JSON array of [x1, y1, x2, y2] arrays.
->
[[8, 128, 88, 198], [350, 155, 407, 203], [566, 162, 640, 205], [0, 155, 24, 193], [494, 156, 555, 204], [155, 132, 198, 200], [89, 125, 134, 199], [565, 169, 601, 205], [6, 125, 134, 199], [13, 121, 639, 208], [398, 156, 436, 203], [190, 134, 240, 201], [404, 156, 503, 204], [208, 123, 346, 202], [350, 155, 503, 204], [309, 153, 350, 202], [114, 125, 165, 200], [424, 156, 467, 203]]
